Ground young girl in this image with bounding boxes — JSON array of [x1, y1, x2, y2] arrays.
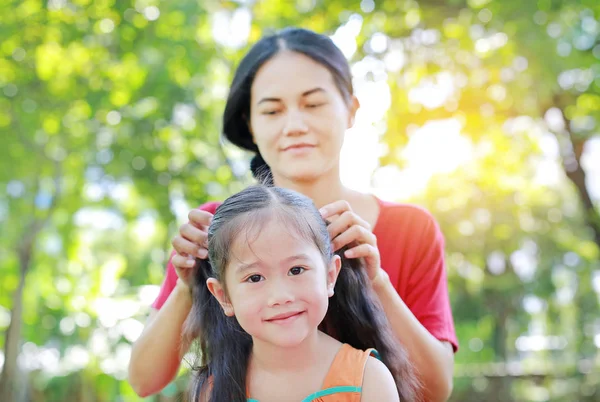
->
[[184, 185, 419, 401], [129, 28, 457, 401]]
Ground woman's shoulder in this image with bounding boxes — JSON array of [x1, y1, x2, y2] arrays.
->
[[374, 197, 440, 232]]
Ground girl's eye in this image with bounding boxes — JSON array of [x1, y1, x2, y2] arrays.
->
[[246, 274, 264, 283], [289, 266, 305, 276], [306, 103, 324, 109], [262, 110, 280, 115]]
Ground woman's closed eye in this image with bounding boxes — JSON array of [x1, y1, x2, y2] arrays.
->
[[288, 266, 306, 276]]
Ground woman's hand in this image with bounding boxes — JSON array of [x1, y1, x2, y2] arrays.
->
[[170, 209, 213, 286], [319, 200, 383, 282]]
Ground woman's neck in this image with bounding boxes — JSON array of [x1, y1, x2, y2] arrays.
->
[[273, 171, 354, 209], [249, 330, 329, 374]]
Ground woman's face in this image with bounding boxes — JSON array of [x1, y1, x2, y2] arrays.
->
[[249, 51, 358, 183]]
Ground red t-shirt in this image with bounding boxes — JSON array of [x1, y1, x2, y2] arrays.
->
[[152, 199, 458, 352]]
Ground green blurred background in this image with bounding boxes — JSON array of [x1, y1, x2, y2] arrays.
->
[[1, 0, 600, 401]]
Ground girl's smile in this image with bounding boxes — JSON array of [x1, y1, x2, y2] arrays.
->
[[217, 217, 338, 348], [264, 310, 306, 323]]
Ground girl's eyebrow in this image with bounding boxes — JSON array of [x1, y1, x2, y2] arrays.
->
[[282, 253, 312, 264], [234, 253, 312, 274], [234, 261, 260, 276], [256, 88, 326, 105]]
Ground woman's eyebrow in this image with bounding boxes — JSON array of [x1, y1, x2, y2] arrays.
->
[[301, 87, 326, 97], [257, 97, 280, 105]]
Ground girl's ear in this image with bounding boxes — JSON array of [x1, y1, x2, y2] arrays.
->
[[206, 278, 235, 316], [327, 255, 342, 297]]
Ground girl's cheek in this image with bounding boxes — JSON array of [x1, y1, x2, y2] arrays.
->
[[236, 289, 262, 305]]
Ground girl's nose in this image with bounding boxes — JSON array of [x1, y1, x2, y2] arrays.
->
[[266, 279, 295, 307]]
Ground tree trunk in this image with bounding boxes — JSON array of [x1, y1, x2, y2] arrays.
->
[[0, 219, 42, 401], [0, 263, 28, 401], [490, 309, 514, 402], [0, 164, 61, 401], [563, 135, 600, 248], [553, 102, 600, 249]]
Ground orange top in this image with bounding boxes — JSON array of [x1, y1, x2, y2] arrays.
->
[[247, 344, 379, 402]]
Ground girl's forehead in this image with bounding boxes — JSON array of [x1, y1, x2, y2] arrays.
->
[[231, 218, 313, 251], [226, 216, 324, 264], [227, 234, 323, 275]]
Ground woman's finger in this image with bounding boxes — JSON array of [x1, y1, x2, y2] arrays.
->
[[327, 210, 371, 240], [188, 209, 213, 229], [319, 200, 352, 220], [172, 235, 207, 259], [343, 243, 380, 280], [331, 225, 377, 251], [344, 243, 378, 259], [172, 253, 196, 269], [180, 222, 208, 248]]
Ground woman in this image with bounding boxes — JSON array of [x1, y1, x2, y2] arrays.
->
[[128, 27, 457, 401]]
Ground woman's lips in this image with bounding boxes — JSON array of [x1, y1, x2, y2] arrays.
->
[[282, 144, 315, 154]]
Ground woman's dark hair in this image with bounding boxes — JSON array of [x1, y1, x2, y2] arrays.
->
[[222, 27, 354, 185], [183, 185, 421, 402]]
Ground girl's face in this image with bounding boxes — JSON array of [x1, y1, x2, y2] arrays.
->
[[207, 218, 341, 348], [249, 51, 358, 183]]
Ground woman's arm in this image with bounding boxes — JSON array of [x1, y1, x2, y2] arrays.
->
[[128, 280, 192, 397], [372, 270, 454, 402], [128, 206, 214, 396], [321, 201, 455, 401], [361, 356, 401, 402]]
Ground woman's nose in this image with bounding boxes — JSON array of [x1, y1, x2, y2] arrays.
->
[[282, 109, 309, 136]]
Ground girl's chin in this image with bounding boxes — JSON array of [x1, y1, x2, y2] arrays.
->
[[250, 327, 319, 349], [251, 335, 311, 349]]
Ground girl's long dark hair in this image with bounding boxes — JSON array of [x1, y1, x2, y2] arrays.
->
[[183, 186, 420, 402], [185, 258, 253, 402], [222, 27, 354, 185], [320, 247, 421, 401]]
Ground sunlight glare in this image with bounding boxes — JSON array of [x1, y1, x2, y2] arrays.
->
[[330, 14, 363, 59], [370, 119, 472, 200], [138, 284, 161, 305], [582, 137, 600, 202], [409, 72, 455, 109], [341, 63, 390, 192], [211, 8, 251, 50], [132, 213, 158, 243]]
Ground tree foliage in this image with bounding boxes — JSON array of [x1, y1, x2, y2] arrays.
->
[[1, 0, 599, 401]]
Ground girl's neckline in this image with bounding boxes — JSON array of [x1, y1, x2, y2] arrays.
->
[[247, 345, 381, 402], [247, 342, 346, 402], [247, 385, 361, 402]]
